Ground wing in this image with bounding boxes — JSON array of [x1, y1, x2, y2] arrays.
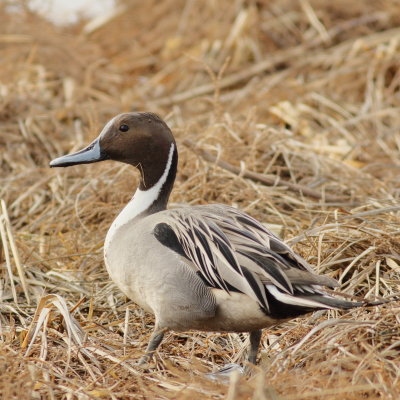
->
[[153, 205, 346, 315]]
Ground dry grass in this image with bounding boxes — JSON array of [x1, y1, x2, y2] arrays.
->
[[1, 0, 400, 398]]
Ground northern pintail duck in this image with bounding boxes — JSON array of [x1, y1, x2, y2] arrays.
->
[[50, 112, 368, 365]]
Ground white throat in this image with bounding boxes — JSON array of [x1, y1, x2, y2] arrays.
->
[[105, 144, 175, 249]]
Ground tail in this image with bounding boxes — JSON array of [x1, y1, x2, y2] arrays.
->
[[264, 285, 399, 319], [298, 292, 398, 310]]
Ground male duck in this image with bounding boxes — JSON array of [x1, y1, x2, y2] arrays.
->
[[50, 112, 366, 365]]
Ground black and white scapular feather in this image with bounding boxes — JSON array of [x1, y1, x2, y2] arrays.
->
[[154, 204, 364, 320]]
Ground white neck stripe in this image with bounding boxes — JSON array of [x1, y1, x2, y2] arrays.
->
[[128, 143, 175, 216], [105, 143, 175, 248]]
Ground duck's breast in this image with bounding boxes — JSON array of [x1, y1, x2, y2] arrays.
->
[[104, 214, 169, 313], [104, 212, 217, 325]]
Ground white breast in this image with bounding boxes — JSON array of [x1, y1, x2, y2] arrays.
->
[[104, 143, 175, 251]]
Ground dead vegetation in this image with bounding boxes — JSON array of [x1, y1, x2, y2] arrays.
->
[[1, 0, 400, 398]]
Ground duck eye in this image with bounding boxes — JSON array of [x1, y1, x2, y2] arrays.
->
[[119, 124, 129, 132]]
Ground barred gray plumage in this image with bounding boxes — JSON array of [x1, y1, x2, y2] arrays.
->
[[153, 204, 357, 316]]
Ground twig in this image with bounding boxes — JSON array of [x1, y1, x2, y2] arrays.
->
[[0, 215, 18, 303], [339, 205, 400, 220], [154, 23, 400, 107], [155, 47, 305, 106], [1, 200, 31, 304], [183, 139, 342, 202]]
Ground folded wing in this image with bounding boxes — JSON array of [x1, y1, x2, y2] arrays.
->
[[153, 205, 360, 317]]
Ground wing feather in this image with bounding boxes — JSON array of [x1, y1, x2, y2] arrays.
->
[[153, 205, 340, 313]]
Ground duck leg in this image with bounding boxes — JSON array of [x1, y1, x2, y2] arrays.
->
[[205, 330, 262, 379], [248, 330, 262, 364], [139, 325, 167, 365]]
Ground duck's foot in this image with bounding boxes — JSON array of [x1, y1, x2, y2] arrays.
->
[[138, 353, 152, 366], [205, 363, 244, 382]]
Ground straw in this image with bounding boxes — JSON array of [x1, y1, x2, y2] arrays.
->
[[1, 1, 400, 398]]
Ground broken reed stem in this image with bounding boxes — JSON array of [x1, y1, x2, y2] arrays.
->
[[0, 215, 18, 303], [123, 307, 129, 357], [155, 24, 400, 107], [155, 47, 305, 106], [1, 199, 31, 304], [183, 139, 342, 202]]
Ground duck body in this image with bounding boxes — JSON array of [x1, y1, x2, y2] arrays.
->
[[50, 112, 368, 365], [104, 206, 280, 333]]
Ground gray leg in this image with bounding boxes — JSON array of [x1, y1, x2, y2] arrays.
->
[[248, 330, 262, 364], [139, 326, 167, 365]]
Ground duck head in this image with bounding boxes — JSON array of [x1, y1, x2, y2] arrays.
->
[[50, 112, 177, 190]]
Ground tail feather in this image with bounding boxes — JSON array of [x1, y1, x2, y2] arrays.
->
[[311, 292, 399, 310], [266, 284, 398, 315], [304, 295, 363, 310]]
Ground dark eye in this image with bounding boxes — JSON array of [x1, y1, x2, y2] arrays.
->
[[119, 124, 129, 132]]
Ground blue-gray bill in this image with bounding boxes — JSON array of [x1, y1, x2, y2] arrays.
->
[[49, 138, 107, 167]]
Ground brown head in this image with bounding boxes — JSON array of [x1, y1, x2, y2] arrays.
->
[[50, 112, 177, 190]]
